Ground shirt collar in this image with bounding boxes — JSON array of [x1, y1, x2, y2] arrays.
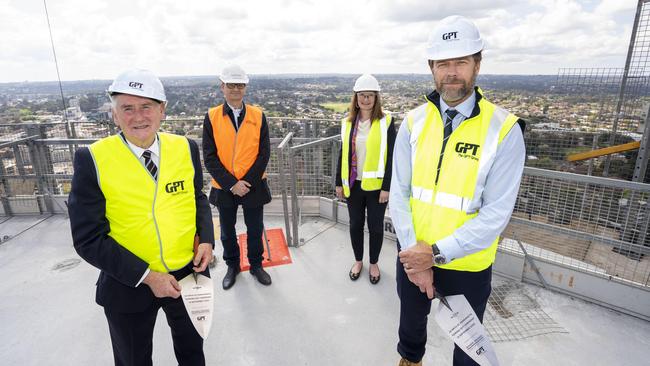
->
[[439, 91, 476, 119], [222, 101, 246, 115], [122, 133, 160, 158], [227, 103, 242, 113]]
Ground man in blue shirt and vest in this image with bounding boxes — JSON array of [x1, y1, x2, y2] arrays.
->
[[391, 16, 526, 366]]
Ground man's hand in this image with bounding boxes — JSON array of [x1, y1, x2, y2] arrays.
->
[[378, 190, 389, 203], [143, 271, 182, 298], [335, 186, 344, 200], [231, 180, 251, 197], [193, 243, 213, 273], [407, 267, 435, 299], [399, 240, 434, 274]]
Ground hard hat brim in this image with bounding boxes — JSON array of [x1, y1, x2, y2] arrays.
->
[[353, 87, 381, 92], [107, 83, 167, 103], [107, 69, 167, 102], [219, 76, 250, 84], [426, 39, 484, 61]]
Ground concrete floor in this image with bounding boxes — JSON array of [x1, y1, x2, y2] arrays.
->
[[0, 214, 649, 365]]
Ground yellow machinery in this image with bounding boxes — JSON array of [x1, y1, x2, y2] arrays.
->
[[567, 141, 641, 162]]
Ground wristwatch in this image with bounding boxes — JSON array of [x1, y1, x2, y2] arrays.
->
[[432, 243, 446, 266]]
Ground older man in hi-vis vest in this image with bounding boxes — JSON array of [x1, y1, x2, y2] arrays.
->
[[69, 69, 214, 366]]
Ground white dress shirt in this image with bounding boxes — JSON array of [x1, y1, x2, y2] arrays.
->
[[389, 91, 526, 263], [227, 103, 243, 129], [123, 134, 160, 169]]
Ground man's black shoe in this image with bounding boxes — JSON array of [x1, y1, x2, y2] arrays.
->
[[250, 267, 272, 286], [222, 266, 240, 290]]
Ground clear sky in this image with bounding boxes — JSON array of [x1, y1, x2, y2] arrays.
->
[[0, 0, 638, 82]]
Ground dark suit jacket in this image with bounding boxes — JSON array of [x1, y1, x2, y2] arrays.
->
[[202, 102, 272, 208], [68, 136, 214, 313]]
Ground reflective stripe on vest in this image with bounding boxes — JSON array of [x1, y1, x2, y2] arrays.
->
[[340, 114, 391, 197], [89, 133, 196, 272], [208, 104, 265, 189], [407, 93, 519, 272]]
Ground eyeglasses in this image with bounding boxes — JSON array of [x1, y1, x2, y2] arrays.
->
[[357, 93, 376, 100], [225, 83, 246, 90]]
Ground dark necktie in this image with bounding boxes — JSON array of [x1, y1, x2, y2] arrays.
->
[[142, 150, 158, 181], [436, 109, 458, 184]]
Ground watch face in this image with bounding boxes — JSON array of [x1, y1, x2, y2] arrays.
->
[[434, 254, 446, 265]]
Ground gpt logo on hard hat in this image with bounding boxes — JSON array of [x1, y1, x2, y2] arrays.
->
[[442, 32, 458, 41], [128, 81, 143, 89]]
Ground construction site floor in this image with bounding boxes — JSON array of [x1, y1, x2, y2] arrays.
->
[[0, 214, 649, 365]]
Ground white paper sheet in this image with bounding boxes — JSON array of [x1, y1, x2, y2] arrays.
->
[[433, 294, 500, 366], [179, 273, 214, 339]]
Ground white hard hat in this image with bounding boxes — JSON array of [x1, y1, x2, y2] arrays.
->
[[426, 15, 485, 61], [353, 74, 380, 92], [219, 65, 249, 84], [107, 69, 166, 102]]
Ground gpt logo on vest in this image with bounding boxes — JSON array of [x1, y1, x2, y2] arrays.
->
[[165, 180, 187, 195], [455, 142, 480, 160]]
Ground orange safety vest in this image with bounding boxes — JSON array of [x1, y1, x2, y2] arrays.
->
[[208, 104, 265, 189]]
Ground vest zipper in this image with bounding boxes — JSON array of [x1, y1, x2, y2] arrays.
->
[[231, 119, 240, 177], [151, 141, 170, 272]]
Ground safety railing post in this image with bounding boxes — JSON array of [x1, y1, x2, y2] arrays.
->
[[288, 147, 300, 247], [277, 133, 293, 246]]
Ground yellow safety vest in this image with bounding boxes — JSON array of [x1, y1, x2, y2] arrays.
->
[[89, 133, 197, 272], [408, 94, 519, 272], [340, 114, 391, 197]]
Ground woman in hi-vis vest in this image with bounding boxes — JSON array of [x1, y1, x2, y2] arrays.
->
[[336, 74, 396, 284]]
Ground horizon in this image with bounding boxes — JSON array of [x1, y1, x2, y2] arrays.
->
[[0, 72, 560, 86]]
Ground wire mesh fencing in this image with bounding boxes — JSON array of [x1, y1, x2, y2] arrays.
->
[[280, 136, 339, 246], [547, 68, 650, 180], [549, 0, 650, 181], [0, 120, 649, 290], [502, 167, 650, 287]]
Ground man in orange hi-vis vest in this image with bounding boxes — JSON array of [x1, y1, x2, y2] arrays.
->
[[202, 65, 272, 290]]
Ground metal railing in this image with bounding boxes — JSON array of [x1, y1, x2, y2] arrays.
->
[[278, 138, 650, 290], [504, 167, 650, 287], [276, 132, 339, 247], [274, 135, 650, 288], [0, 124, 649, 290]]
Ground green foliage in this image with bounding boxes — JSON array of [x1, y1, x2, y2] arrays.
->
[[320, 102, 348, 113]]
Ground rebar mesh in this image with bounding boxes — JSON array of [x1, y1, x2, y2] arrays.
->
[[484, 278, 567, 343]]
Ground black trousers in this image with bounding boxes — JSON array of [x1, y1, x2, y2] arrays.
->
[[396, 254, 492, 365], [104, 265, 208, 366], [346, 183, 387, 264], [217, 204, 264, 269]]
